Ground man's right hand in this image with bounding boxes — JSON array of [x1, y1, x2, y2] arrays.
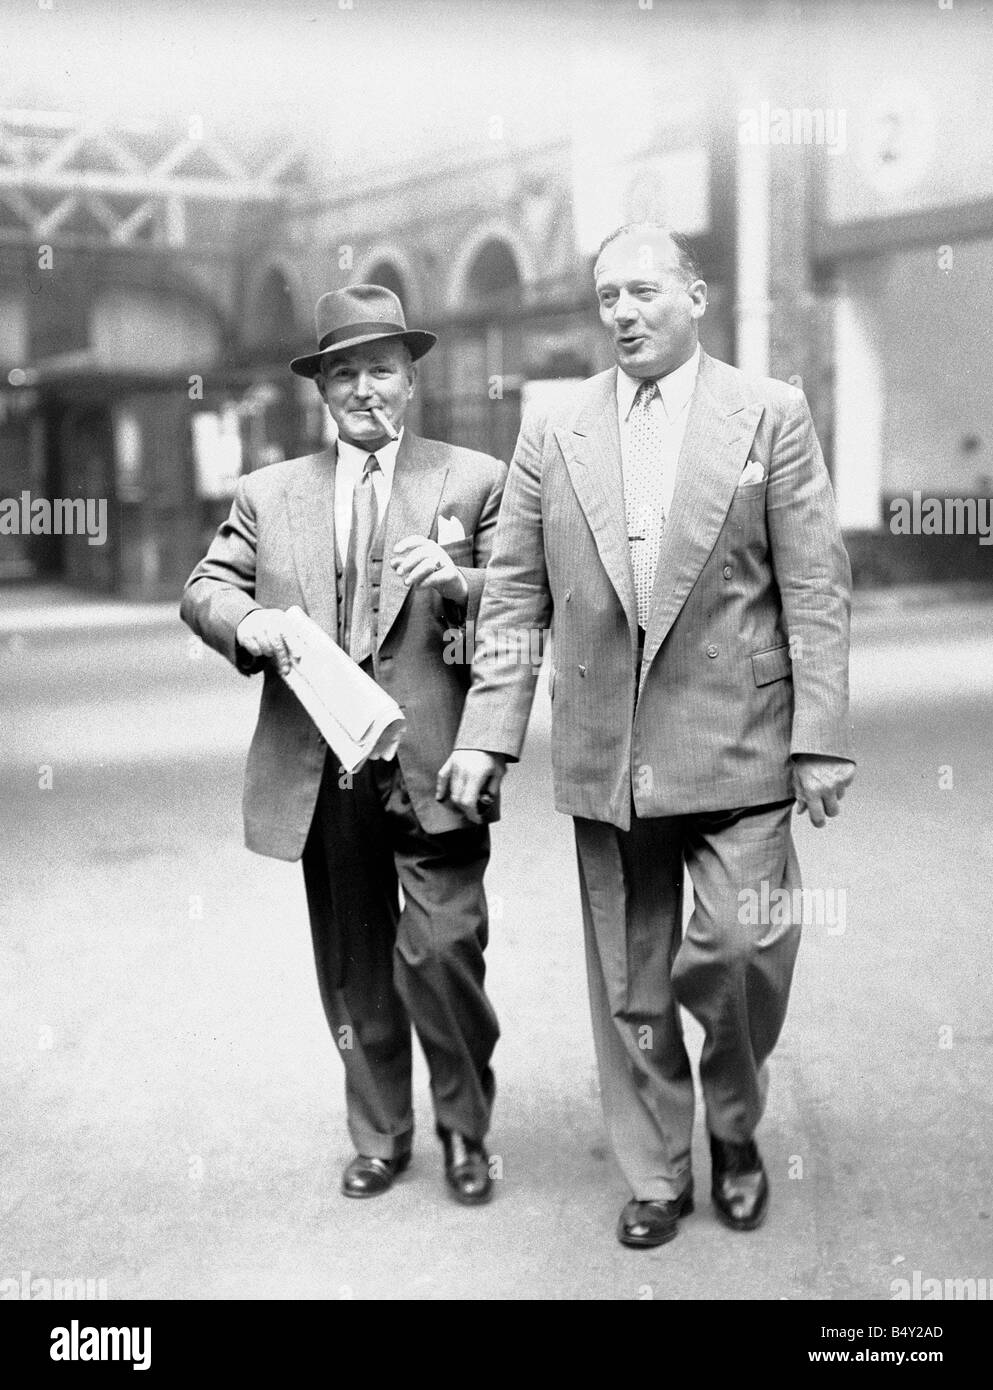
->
[[236, 608, 295, 676], [437, 749, 507, 825]]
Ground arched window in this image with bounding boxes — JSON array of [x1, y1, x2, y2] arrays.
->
[[366, 260, 407, 304], [246, 266, 299, 354], [463, 239, 522, 312]]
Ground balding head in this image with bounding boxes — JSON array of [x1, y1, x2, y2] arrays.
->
[[594, 224, 707, 379], [594, 224, 701, 286]]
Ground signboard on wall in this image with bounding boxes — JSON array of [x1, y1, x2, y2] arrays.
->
[[191, 408, 243, 500], [568, 50, 711, 255], [821, 30, 993, 222], [571, 143, 710, 258], [114, 410, 144, 503]]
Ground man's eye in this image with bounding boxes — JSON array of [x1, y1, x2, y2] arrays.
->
[[598, 294, 617, 307]]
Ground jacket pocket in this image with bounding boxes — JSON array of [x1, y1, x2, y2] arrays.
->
[[751, 643, 792, 687]]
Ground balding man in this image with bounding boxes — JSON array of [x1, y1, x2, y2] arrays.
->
[[439, 225, 854, 1247]]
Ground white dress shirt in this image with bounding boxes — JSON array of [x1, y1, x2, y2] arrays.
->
[[616, 344, 701, 518], [334, 430, 403, 557]]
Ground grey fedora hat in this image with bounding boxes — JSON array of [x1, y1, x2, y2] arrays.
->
[[289, 283, 437, 378]]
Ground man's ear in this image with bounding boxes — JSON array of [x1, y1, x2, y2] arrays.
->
[[315, 374, 328, 403], [406, 361, 418, 398]]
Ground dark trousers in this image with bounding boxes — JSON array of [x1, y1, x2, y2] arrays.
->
[[301, 752, 498, 1159]]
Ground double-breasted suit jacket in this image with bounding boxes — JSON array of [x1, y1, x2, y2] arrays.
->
[[457, 350, 853, 819]]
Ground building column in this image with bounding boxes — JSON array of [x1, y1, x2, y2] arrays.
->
[[832, 279, 884, 530], [734, 119, 772, 377]]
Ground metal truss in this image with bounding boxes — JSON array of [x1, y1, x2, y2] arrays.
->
[[0, 109, 308, 249]]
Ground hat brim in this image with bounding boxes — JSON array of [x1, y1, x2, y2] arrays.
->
[[289, 328, 437, 378]]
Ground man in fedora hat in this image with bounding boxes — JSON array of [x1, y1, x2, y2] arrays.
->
[[181, 284, 507, 1205]]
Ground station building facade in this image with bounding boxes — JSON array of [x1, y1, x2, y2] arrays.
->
[[2, 3, 991, 596]]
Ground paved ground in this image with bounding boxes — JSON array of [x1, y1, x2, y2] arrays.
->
[[1, 596, 991, 1300]]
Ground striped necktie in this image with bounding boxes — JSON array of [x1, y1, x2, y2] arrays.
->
[[344, 453, 380, 664]]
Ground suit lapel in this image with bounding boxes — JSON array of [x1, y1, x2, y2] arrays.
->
[[376, 431, 450, 647], [641, 354, 763, 674], [555, 370, 638, 631], [285, 446, 338, 637]]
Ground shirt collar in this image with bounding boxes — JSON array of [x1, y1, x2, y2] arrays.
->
[[336, 428, 403, 485], [617, 344, 701, 423]]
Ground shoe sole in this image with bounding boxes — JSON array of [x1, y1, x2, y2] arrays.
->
[[618, 1194, 695, 1248], [445, 1178, 494, 1206], [711, 1192, 769, 1231]]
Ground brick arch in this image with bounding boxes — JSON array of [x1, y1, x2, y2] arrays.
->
[[355, 244, 422, 317], [444, 223, 535, 315], [243, 257, 306, 349], [91, 256, 234, 337]]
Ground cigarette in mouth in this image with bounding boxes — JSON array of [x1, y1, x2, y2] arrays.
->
[[370, 406, 399, 441]]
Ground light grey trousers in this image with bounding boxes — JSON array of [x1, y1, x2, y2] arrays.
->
[[574, 798, 801, 1202]]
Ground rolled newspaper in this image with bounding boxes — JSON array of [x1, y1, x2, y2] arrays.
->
[[278, 606, 406, 773]]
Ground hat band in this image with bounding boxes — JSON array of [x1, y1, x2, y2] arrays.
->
[[317, 320, 407, 352]]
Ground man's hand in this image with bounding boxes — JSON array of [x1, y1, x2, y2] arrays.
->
[[437, 749, 507, 824], [236, 608, 295, 676], [791, 755, 855, 828], [391, 534, 468, 605]]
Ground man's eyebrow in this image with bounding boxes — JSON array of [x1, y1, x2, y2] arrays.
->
[[596, 277, 661, 291]]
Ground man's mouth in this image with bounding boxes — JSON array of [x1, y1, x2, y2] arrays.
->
[[616, 334, 644, 349]]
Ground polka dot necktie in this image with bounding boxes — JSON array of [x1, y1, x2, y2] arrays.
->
[[344, 453, 380, 663], [625, 379, 667, 629]]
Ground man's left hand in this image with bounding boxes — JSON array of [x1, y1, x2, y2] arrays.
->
[[391, 534, 468, 604], [791, 755, 855, 828]]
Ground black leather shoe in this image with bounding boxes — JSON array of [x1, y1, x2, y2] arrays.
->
[[341, 1151, 411, 1199], [436, 1125, 492, 1205], [617, 1181, 695, 1248], [710, 1134, 769, 1231]]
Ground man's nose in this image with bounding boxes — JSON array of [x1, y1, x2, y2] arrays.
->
[[353, 373, 375, 398], [613, 292, 638, 324]]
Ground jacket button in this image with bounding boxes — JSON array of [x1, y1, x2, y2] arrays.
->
[[723, 565, 733, 580], [578, 663, 587, 676], [706, 644, 719, 658], [565, 589, 572, 602]]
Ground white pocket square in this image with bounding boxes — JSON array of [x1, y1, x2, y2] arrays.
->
[[437, 514, 467, 544], [738, 459, 766, 488]]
